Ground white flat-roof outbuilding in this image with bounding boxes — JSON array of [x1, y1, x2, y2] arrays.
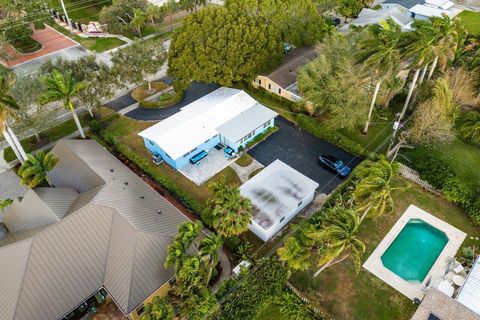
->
[[240, 160, 319, 242], [456, 256, 480, 316]]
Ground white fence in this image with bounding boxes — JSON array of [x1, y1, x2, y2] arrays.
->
[[398, 163, 440, 195]]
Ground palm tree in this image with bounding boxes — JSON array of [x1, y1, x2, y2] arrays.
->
[[356, 19, 401, 134], [164, 240, 186, 276], [428, 14, 463, 80], [458, 111, 480, 143], [140, 296, 174, 320], [146, 4, 163, 24], [207, 179, 253, 237], [130, 9, 146, 38], [0, 198, 13, 214], [277, 236, 311, 271], [353, 159, 399, 221], [17, 151, 60, 188], [199, 233, 223, 285], [0, 74, 27, 162], [308, 206, 365, 277], [177, 220, 203, 248], [177, 256, 202, 294], [165, 0, 177, 33], [39, 69, 87, 139]]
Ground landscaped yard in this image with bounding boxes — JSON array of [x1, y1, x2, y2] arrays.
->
[[102, 114, 242, 205], [289, 175, 480, 320], [256, 302, 290, 320], [458, 10, 480, 35], [400, 137, 480, 190]]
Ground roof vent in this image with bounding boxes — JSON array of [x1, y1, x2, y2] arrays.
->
[[124, 181, 129, 185], [140, 195, 145, 199], [110, 169, 114, 172], [157, 210, 162, 215]]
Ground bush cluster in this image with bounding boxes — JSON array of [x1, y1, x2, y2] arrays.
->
[[138, 91, 184, 109], [407, 152, 480, 225]]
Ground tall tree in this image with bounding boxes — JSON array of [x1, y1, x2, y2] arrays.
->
[[207, 179, 253, 238], [17, 151, 60, 188], [199, 233, 223, 285], [177, 256, 203, 294], [168, 5, 283, 91], [39, 70, 87, 138], [277, 234, 311, 271], [99, 0, 148, 35], [356, 19, 402, 134], [308, 206, 365, 277], [111, 38, 166, 90], [146, 4, 164, 24], [458, 111, 480, 143], [428, 14, 464, 80], [0, 73, 27, 162], [130, 9, 147, 37], [297, 34, 370, 130]]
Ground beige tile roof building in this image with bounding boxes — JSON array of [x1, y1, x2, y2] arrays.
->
[[0, 140, 190, 320]]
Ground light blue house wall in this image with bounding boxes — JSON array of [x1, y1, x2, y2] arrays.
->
[[143, 135, 220, 169], [229, 119, 275, 152]]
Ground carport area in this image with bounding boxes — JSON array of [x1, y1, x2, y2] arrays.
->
[[248, 117, 362, 194]]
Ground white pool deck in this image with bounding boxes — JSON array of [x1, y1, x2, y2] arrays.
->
[[363, 204, 467, 301]]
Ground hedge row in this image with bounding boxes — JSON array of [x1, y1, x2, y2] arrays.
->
[[93, 129, 204, 214], [406, 152, 480, 225], [296, 114, 372, 158]]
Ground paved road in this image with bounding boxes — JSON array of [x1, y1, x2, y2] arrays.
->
[[122, 82, 220, 121], [248, 117, 363, 194]]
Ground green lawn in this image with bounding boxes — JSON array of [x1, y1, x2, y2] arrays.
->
[[235, 153, 254, 167], [103, 115, 241, 205], [83, 37, 126, 52], [47, 0, 106, 22], [400, 137, 480, 190], [290, 175, 480, 320], [458, 10, 480, 35]]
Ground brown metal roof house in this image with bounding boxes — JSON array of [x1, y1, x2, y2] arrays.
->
[[252, 47, 316, 102], [0, 139, 191, 320]]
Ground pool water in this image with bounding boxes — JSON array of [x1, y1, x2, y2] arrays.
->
[[381, 219, 449, 283]]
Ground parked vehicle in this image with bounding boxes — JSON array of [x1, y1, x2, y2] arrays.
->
[[318, 154, 351, 178]]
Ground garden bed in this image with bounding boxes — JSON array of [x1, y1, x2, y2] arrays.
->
[[139, 91, 183, 109], [10, 37, 42, 54]]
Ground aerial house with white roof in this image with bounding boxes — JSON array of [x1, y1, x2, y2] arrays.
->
[[138, 87, 278, 170], [240, 160, 319, 242]]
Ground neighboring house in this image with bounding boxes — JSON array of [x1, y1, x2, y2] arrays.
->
[[0, 139, 191, 320], [411, 256, 480, 320], [239, 160, 319, 242], [344, 0, 462, 31], [138, 87, 278, 170], [252, 47, 317, 102], [339, 6, 413, 31]]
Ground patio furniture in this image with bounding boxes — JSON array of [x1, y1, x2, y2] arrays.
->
[[437, 280, 455, 297], [224, 147, 235, 158], [453, 262, 465, 274], [452, 274, 466, 286], [190, 150, 208, 164]]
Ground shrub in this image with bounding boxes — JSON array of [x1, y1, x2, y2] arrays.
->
[[443, 178, 473, 207], [139, 91, 184, 109], [412, 154, 455, 190], [88, 119, 103, 134], [466, 196, 480, 225], [100, 130, 117, 146], [245, 126, 279, 149]]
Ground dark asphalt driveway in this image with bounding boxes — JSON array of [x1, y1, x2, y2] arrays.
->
[[248, 117, 362, 194], [124, 82, 220, 121]]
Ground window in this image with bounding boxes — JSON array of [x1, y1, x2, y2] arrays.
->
[[279, 216, 285, 223], [205, 139, 210, 143], [148, 140, 155, 146], [268, 84, 271, 90], [182, 152, 190, 158], [165, 153, 171, 159], [298, 200, 303, 207], [278, 88, 282, 94], [258, 79, 262, 85], [168, 277, 176, 285]]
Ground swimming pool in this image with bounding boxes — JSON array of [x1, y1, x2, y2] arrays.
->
[[381, 218, 449, 283]]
